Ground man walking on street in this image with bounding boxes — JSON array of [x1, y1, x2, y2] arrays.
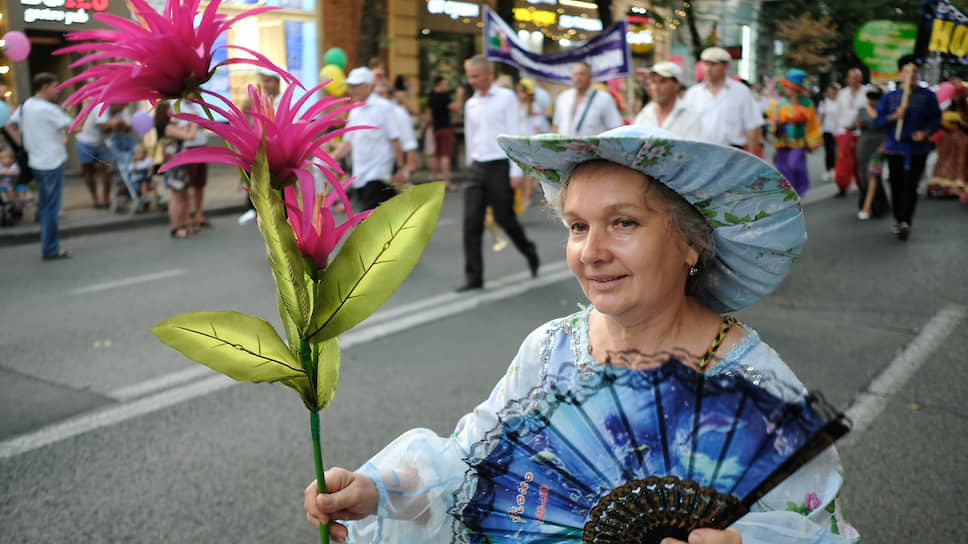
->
[[552, 62, 624, 137], [833, 68, 869, 196], [331, 67, 405, 211], [875, 56, 941, 241], [682, 47, 762, 155], [458, 55, 539, 291], [632, 61, 702, 139], [7, 73, 73, 260]]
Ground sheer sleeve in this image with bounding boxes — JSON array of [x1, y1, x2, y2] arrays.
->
[[343, 323, 553, 544], [714, 334, 861, 544]]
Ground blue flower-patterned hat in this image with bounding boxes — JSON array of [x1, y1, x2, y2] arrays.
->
[[497, 125, 806, 313]]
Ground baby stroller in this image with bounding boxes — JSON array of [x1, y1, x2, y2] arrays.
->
[[106, 134, 141, 216]]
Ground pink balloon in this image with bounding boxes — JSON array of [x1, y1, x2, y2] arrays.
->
[[935, 81, 954, 105], [694, 62, 704, 83], [131, 110, 153, 136], [3, 31, 30, 62]]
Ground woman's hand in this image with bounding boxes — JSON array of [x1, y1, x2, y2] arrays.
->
[[304, 467, 379, 542], [661, 527, 742, 544]]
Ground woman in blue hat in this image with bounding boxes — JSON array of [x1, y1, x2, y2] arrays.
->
[[304, 126, 858, 544], [773, 69, 822, 196]]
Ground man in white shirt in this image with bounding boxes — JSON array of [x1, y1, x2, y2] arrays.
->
[[374, 81, 418, 180], [73, 103, 113, 208], [632, 61, 702, 139], [833, 68, 869, 195], [7, 72, 73, 259], [552, 62, 624, 137], [459, 55, 539, 291], [331, 67, 404, 211], [682, 47, 762, 155], [259, 69, 284, 111]]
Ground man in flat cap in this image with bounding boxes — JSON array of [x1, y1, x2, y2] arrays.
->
[[682, 47, 762, 154], [632, 61, 702, 139]]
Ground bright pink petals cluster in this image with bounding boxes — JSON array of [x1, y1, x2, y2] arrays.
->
[[163, 83, 357, 189], [164, 83, 367, 269], [56, 0, 293, 130], [284, 170, 370, 271]]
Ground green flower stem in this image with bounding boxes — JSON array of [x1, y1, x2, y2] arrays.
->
[[304, 338, 329, 544], [310, 410, 330, 544]]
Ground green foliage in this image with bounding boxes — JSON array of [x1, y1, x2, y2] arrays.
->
[[761, 0, 930, 77], [306, 182, 446, 343], [249, 148, 312, 337], [152, 311, 303, 383]]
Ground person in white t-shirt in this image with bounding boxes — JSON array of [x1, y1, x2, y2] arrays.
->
[[552, 62, 624, 137], [375, 81, 418, 181], [681, 47, 762, 155], [817, 84, 841, 181], [7, 73, 73, 259], [632, 61, 702, 140], [331, 67, 405, 211], [73, 103, 112, 208]]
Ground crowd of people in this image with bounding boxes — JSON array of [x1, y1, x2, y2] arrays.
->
[[4, 48, 965, 257]]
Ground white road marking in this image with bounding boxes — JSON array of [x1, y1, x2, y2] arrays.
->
[[843, 304, 966, 443], [69, 269, 188, 295], [0, 264, 574, 459]]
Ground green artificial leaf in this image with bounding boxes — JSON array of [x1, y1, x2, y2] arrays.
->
[[281, 375, 314, 410], [151, 311, 303, 383], [306, 182, 445, 343], [316, 337, 340, 410], [249, 147, 311, 336]]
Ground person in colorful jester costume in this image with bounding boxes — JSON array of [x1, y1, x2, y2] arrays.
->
[[773, 69, 822, 196]]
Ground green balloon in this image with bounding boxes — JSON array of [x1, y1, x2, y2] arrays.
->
[[324, 48, 347, 70]]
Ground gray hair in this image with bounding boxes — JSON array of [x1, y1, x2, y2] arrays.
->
[[557, 160, 715, 295], [465, 55, 492, 71]]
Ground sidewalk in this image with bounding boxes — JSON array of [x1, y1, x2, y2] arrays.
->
[[0, 163, 249, 247]]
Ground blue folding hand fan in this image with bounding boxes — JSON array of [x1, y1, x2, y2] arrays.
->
[[452, 359, 850, 544]]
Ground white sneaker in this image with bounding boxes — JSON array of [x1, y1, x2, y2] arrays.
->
[[238, 209, 256, 225], [857, 211, 870, 220]]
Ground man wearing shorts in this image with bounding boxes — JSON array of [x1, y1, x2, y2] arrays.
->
[[427, 77, 458, 190]]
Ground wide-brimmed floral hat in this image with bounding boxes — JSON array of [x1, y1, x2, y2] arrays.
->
[[497, 125, 806, 313]]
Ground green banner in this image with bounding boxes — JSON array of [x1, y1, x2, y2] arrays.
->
[[854, 20, 918, 73]]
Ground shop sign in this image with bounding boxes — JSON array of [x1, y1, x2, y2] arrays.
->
[[559, 14, 602, 32], [513, 7, 556, 27], [426, 0, 480, 20], [6, 0, 127, 32]]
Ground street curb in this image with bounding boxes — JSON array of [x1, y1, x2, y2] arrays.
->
[[0, 203, 248, 247]]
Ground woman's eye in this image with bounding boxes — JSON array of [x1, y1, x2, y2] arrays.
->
[[569, 222, 587, 233], [615, 217, 638, 228]]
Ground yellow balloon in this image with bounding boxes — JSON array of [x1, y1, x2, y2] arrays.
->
[[320, 64, 346, 97]]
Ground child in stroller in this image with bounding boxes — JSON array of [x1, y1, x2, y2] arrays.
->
[[0, 147, 29, 226], [130, 143, 159, 213]]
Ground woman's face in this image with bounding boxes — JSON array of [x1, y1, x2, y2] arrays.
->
[[563, 162, 698, 325]]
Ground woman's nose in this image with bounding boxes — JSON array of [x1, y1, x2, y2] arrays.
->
[[580, 228, 610, 264]]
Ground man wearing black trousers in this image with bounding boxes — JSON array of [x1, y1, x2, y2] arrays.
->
[[875, 55, 941, 241], [457, 55, 539, 292]]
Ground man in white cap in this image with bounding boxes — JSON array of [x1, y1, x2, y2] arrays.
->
[[551, 61, 624, 137], [259, 69, 283, 110], [632, 61, 702, 139], [331, 66, 405, 211], [682, 47, 762, 154]]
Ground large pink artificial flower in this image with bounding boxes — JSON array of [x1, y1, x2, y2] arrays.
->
[[283, 169, 370, 271], [162, 82, 359, 190], [55, 0, 294, 130]]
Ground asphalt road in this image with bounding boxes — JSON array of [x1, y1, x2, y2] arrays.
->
[[1, 155, 966, 543]]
